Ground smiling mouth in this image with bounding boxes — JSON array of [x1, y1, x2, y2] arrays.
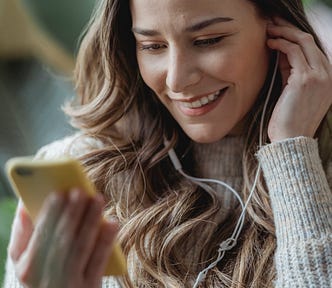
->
[[179, 88, 228, 109]]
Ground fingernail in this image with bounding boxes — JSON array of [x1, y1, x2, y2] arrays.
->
[[45, 192, 65, 211], [104, 214, 118, 222], [70, 188, 82, 201], [49, 191, 63, 202], [96, 193, 105, 204], [103, 220, 119, 239]]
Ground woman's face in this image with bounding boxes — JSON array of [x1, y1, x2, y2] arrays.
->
[[131, 0, 270, 143]]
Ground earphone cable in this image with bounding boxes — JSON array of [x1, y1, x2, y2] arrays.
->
[[166, 52, 280, 288]]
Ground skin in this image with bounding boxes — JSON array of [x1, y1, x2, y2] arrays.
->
[[131, 0, 332, 143], [8, 1, 332, 287], [132, 0, 270, 143], [267, 17, 332, 141], [8, 190, 118, 288]]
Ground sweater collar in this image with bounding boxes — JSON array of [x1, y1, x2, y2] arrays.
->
[[192, 135, 245, 180]]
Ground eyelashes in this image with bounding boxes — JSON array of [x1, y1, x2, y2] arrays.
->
[[194, 36, 225, 47], [137, 36, 226, 52], [139, 43, 167, 51]]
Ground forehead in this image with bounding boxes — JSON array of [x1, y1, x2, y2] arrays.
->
[[130, 0, 258, 27]]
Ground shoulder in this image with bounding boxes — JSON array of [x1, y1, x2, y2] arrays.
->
[[34, 132, 105, 160]]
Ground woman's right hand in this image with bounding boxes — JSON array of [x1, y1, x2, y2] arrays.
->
[[8, 189, 118, 288]]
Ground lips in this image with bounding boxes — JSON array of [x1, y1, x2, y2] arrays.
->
[[179, 88, 227, 109], [174, 87, 228, 117]]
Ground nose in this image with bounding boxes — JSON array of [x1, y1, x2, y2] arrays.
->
[[166, 49, 202, 93]]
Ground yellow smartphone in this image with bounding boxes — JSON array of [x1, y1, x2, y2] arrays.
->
[[5, 156, 127, 276]]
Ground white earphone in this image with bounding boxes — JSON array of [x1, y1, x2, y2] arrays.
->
[[165, 51, 280, 287]]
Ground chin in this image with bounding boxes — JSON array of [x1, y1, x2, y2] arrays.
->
[[183, 126, 229, 144]]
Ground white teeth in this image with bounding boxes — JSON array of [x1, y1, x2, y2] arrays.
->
[[183, 102, 193, 108], [214, 90, 221, 97], [179, 89, 225, 109], [200, 97, 209, 105], [208, 94, 215, 101], [192, 100, 201, 108]]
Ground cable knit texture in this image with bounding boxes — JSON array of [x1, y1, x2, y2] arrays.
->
[[3, 134, 332, 287], [256, 137, 332, 287]]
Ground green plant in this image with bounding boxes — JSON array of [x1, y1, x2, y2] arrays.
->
[[0, 197, 18, 286]]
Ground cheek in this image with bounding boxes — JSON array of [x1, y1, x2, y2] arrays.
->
[[137, 55, 165, 96], [223, 38, 270, 96], [197, 41, 269, 88], [240, 47, 270, 98], [207, 40, 269, 122]]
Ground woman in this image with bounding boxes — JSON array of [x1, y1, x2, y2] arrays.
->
[[4, 0, 332, 287]]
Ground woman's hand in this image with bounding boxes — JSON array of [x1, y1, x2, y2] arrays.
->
[[8, 190, 118, 288], [266, 17, 332, 142]]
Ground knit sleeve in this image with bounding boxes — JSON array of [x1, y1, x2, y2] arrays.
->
[[3, 256, 23, 288], [34, 132, 105, 160], [256, 136, 332, 287], [2, 133, 111, 288]]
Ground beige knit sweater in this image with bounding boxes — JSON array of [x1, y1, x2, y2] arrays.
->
[[4, 133, 332, 287]]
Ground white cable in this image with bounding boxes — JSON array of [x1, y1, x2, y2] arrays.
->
[[260, 51, 280, 147], [191, 162, 261, 288], [165, 52, 280, 287], [178, 170, 245, 211]]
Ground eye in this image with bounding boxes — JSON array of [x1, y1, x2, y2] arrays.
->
[[194, 36, 225, 47], [138, 43, 167, 51]]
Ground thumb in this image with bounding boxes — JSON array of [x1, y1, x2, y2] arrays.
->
[[8, 201, 34, 262]]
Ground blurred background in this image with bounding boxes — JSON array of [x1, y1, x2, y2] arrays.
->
[[0, 0, 331, 285], [0, 0, 96, 284]]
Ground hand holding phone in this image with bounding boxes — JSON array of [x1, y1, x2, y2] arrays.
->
[[5, 157, 127, 284]]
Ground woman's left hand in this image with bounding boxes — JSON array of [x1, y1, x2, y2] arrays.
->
[[266, 17, 332, 142]]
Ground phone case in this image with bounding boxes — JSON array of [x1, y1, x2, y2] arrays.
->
[[5, 156, 127, 276]]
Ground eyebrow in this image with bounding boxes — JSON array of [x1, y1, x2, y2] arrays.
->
[[132, 17, 234, 36]]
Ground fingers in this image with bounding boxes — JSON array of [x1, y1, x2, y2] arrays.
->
[[66, 193, 105, 276], [85, 220, 118, 285], [12, 189, 112, 288], [267, 37, 308, 72], [267, 22, 324, 69], [16, 192, 66, 285], [41, 189, 90, 281], [9, 201, 34, 262], [267, 17, 330, 71], [266, 17, 332, 141]]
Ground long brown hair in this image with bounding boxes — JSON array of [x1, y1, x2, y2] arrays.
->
[[65, 0, 331, 286]]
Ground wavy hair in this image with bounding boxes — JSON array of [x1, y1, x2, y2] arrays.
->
[[64, 0, 331, 286]]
